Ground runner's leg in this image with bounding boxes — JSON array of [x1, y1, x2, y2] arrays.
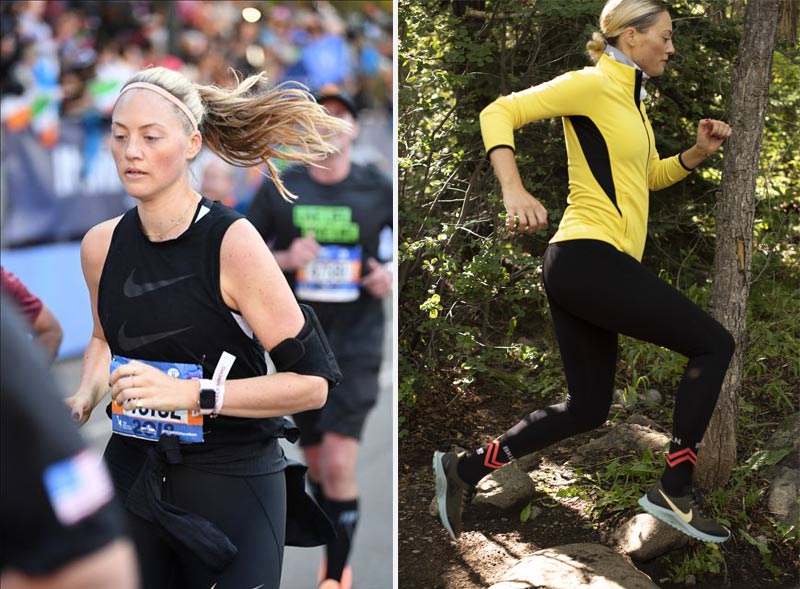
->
[[457, 292, 618, 484], [458, 240, 733, 495], [542, 240, 734, 494], [103, 435, 178, 586], [167, 465, 286, 589], [317, 365, 379, 585]]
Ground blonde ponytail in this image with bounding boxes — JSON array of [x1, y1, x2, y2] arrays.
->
[[586, 31, 608, 64], [120, 67, 348, 202], [197, 74, 348, 202]]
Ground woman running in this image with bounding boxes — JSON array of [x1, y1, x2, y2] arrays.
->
[[67, 66, 344, 588], [434, 0, 734, 544]]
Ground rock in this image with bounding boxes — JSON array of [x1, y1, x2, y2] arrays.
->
[[428, 495, 439, 518], [524, 505, 543, 522], [626, 414, 660, 430], [613, 389, 636, 408], [765, 412, 800, 451], [765, 412, 800, 471], [612, 513, 689, 561], [574, 423, 669, 459], [609, 403, 628, 417], [643, 389, 663, 405], [474, 462, 536, 511], [487, 543, 659, 589], [515, 450, 543, 472], [767, 466, 800, 525], [429, 462, 535, 516], [685, 573, 696, 585]]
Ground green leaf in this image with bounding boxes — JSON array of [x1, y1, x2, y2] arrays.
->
[[742, 447, 794, 471], [520, 502, 532, 523]]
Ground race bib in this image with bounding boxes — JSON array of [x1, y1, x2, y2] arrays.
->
[[296, 244, 362, 302], [110, 355, 204, 444]]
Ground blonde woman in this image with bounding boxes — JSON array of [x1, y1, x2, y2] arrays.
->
[[67, 66, 344, 588], [434, 0, 734, 544]]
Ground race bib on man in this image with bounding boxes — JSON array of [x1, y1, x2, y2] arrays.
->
[[110, 355, 205, 444], [296, 244, 362, 302]]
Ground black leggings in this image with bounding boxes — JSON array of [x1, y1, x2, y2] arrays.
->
[[105, 441, 286, 589], [499, 239, 735, 459]]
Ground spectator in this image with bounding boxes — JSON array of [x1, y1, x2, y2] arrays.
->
[[1, 267, 63, 362], [199, 153, 237, 210]]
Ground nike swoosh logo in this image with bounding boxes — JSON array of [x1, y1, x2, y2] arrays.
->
[[123, 269, 194, 298], [117, 321, 193, 352], [659, 489, 693, 523]]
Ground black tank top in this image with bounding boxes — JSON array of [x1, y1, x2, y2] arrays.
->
[[98, 197, 288, 467]]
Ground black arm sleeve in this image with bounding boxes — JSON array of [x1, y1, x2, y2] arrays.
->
[[0, 299, 127, 575]]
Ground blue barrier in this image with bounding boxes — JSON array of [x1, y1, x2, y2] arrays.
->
[[1, 242, 91, 359]]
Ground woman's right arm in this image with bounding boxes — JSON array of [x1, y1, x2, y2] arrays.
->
[[66, 219, 119, 425], [479, 72, 591, 235], [488, 147, 548, 233]]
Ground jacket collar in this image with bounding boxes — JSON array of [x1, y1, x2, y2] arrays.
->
[[597, 52, 647, 105]]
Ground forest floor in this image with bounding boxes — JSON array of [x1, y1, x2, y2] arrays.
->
[[398, 378, 800, 589]]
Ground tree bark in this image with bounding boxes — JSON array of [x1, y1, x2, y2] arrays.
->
[[695, 0, 782, 490]]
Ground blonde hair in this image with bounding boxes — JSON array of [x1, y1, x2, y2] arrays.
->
[[586, 0, 667, 63], [120, 67, 349, 201]]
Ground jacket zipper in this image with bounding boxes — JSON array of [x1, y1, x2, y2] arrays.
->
[[631, 70, 650, 245], [634, 70, 652, 165]]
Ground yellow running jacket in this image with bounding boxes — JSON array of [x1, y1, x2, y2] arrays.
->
[[480, 54, 692, 261]]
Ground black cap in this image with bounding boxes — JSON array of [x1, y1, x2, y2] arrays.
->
[[314, 84, 358, 119]]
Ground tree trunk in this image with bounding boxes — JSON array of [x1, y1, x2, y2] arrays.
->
[[695, 0, 782, 490]]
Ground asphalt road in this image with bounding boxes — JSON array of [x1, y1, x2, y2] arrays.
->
[[52, 300, 394, 589]]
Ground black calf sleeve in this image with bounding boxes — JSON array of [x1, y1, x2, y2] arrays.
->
[[322, 497, 358, 582]]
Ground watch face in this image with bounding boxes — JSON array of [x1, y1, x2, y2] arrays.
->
[[199, 388, 216, 410]]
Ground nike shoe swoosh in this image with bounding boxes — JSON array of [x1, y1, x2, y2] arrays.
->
[[659, 489, 693, 523], [123, 269, 194, 297], [117, 322, 193, 352]]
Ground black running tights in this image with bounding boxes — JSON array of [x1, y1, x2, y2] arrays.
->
[[499, 239, 735, 460], [122, 463, 286, 589]]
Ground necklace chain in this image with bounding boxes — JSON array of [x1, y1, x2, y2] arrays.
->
[[145, 197, 197, 242]]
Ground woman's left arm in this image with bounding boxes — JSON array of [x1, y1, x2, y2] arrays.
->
[[648, 118, 733, 191], [679, 118, 733, 170], [215, 219, 328, 417], [109, 219, 328, 417]]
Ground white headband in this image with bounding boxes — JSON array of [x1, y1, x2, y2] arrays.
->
[[117, 82, 199, 131]]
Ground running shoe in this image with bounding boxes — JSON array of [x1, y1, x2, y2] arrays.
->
[[433, 450, 475, 540], [638, 480, 730, 543]]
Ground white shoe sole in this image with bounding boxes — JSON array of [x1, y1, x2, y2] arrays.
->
[[433, 451, 457, 540], [638, 494, 730, 543]]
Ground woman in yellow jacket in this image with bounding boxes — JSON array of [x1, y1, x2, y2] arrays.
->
[[434, 0, 734, 544]]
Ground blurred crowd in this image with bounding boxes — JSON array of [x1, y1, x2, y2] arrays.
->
[[0, 1, 393, 222], [0, 0, 393, 147]]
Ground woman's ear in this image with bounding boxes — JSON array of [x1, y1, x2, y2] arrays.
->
[[621, 26, 637, 49], [186, 130, 203, 161], [349, 119, 360, 141]]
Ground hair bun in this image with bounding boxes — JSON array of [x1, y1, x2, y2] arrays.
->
[[586, 30, 608, 63]]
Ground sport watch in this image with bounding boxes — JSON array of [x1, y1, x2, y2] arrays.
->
[[198, 379, 219, 416]]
